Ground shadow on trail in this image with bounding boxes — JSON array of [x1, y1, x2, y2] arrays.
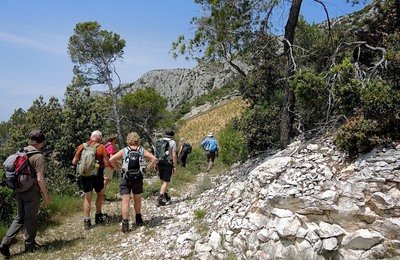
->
[[145, 216, 174, 228], [10, 236, 85, 257]]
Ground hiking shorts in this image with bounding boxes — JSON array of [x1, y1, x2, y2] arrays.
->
[[81, 170, 104, 193], [120, 177, 143, 195], [158, 163, 173, 182], [206, 151, 216, 163], [104, 167, 114, 180]]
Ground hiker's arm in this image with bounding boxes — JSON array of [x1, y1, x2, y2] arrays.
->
[[144, 150, 157, 171], [172, 149, 178, 173], [200, 139, 206, 149], [71, 145, 83, 165], [109, 149, 124, 172], [37, 171, 51, 206], [34, 156, 50, 206]]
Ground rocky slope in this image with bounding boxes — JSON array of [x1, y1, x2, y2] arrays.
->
[[124, 62, 240, 110], [71, 135, 400, 260]]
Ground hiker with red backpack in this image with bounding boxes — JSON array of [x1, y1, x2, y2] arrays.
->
[[109, 132, 157, 232], [0, 130, 50, 257], [72, 130, 110, 230], [200, 133, 219, 173]]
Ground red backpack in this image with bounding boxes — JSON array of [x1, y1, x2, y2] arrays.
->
[[2, 149, 40, 192]]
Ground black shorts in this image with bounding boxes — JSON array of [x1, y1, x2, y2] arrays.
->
[[157, 163, 173, 182], [81, 171, 104, 193], [120, 177, 143, 195]]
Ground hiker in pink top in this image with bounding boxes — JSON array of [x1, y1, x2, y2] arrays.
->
[[101, 134, 117, 201]]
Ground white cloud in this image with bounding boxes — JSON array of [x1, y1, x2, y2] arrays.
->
[[0, 31, 65, 54]]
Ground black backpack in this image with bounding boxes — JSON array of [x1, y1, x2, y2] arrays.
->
[[155, 138, 170, 165], [182, 142, 192, 155], [121, 147, 145, 182]]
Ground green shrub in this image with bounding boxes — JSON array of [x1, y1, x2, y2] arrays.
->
[[0, 185, 16, 228], [329, 58, 362, 116], [333, 116, 389, 158], [219, 122, 249, 165], [237, 103, 281, 153], [45, 161, 80, 196], [194, 209, 207, 219], [184, 148, 209, 173], [195, 175, 213, 195], [360, 80, 400, 122], [292, 70, 329, 129], [333, 80, 400, 157]]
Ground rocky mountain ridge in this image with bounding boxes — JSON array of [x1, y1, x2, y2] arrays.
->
[[124, 62, 240, 110], [74, 135, 400, 260]]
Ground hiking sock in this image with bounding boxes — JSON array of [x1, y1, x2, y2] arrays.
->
[[135, 213, 143, 226], [122, 219, 129, 233]]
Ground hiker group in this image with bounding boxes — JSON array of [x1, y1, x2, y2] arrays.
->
[[0, 128, 218, 257]]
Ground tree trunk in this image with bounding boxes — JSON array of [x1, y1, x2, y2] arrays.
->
[[107, 82, 124, 148], [280, 0, 303, 147]]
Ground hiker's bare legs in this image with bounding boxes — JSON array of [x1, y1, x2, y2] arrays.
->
[[207, 160, 213, 172], [133, 194, 141, 214], [83, 192, 92, 218], [206, 151, 215, 172], [160, 180, 169, 194], [121, 194, 130, 219]]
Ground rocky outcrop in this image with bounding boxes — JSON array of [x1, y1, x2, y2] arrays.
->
[[78, 136, 400, 259], [126, 62, 238, 110]]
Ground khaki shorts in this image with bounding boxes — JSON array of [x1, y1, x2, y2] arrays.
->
[[104, 167, 114, 180]]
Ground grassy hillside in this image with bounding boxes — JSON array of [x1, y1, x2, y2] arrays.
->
[[177, 97, 247, 147]]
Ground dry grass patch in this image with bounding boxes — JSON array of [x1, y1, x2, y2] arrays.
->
[[178, 98, 247, 146]]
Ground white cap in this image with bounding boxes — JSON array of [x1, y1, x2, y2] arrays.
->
[[207, 133, 213, 137]]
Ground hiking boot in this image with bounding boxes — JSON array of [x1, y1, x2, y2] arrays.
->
[[156, 195, 165, 207], [135, 214, 143, 227], [164, 193, 171, 203], [95, 213, 108, 225], [0, 244, 10, 257], [25, 241, 43, 253], [84, 219, 92, 230], [121, 221, 129, 233]]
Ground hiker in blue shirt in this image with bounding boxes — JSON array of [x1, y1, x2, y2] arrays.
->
[[200, 133, 219, 173]]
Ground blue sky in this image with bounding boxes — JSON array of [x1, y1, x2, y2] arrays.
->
[[0, 0, 371, 122]]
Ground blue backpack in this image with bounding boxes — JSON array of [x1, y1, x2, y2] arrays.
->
[[206, 139, 217, 152]]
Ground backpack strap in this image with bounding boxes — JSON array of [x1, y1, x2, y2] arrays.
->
[[124, 146, 130, 161], [123, 146, 144, 162], [23, 149, 41, 177], [138, 146, 144, 157], [25, 150, 41, 157]]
